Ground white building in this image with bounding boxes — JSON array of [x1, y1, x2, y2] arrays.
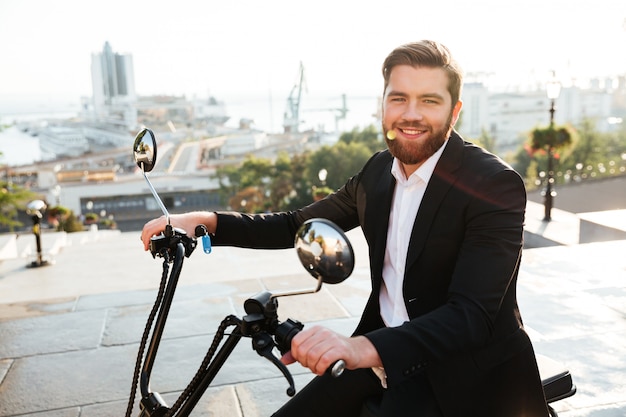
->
[[460, 78, 620, 153], [90, 42, 137, 128]]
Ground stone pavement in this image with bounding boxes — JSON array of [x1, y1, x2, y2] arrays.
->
[[0, 224, 625, 416]]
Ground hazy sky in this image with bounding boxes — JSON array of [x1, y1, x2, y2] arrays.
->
[[1, 0, 625, 127]]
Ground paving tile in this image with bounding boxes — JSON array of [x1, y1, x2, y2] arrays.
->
[[0, 297, 77, 321], [556, 403, 626, 417], [585, 286, 626, 316], [0, 409, 80, 417], [102, 296, 236, 346], [325, 269, 371, 317], [0, 359, 12, 385], [237, 373, 316, 417], [519, 286, 625, 341], [0, 344, 135, 416], [533, 331, 626, 412], [75, 280, 263, 312], [0, 309, 105, 358], [81, 386, 243, 417]]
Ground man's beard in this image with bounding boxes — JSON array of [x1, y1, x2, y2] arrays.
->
[[384, 114, 452, 166]]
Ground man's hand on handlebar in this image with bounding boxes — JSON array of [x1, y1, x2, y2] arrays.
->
[[280, 325, 382, 376], [141, 211, 218, 251]]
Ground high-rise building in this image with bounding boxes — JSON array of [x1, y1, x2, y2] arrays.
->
[[90, 42, 136, 123]]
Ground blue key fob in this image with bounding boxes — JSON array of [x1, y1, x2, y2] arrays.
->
[[202, 234, 212, 254]]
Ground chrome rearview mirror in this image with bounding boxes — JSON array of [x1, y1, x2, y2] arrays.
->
[[133, 128, 157, 172], [272, 219, 354, 300], [295, 218, 354, 285], [133, 128, 170, 224]]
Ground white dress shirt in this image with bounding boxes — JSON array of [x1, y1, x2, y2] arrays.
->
[[379, 140, 448, 327]]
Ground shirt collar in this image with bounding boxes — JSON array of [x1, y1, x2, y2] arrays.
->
[[391, 139, 449, 185]]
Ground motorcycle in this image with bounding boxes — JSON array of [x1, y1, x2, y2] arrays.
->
[[125, 128, 350, 417], [126, 128, 576, 417]]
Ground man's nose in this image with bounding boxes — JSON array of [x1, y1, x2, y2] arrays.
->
[[402, 102, 423, 120]]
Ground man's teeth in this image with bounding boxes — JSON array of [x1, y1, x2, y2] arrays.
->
[[401, 129, 422, 135]]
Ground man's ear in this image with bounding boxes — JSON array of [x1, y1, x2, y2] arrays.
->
[[451, 100, 463, 127]]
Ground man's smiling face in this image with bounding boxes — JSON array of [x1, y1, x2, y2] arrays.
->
[[382, 64, 462, 177]]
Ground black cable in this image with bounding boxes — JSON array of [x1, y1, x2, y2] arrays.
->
[[125, 255, 171, 417], [166, 315, 240, 416]]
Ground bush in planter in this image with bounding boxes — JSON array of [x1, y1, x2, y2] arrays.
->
[[530, 125, 575, 152], [98, 218, 117, 230], [62, 212, 85, 232], [84, 212, 99, 225], [47, 205, 83, 232]]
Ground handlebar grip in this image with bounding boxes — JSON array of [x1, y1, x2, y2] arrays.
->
[[276, 319, 345, 378], [328, 359, 346, 378]]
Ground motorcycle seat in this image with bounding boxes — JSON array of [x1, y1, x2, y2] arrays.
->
[[536, 353, 576, 403]]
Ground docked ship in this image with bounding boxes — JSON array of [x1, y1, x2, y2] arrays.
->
[[37, 126, 90, 159]]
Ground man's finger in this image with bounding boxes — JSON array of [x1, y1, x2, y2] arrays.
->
[[280, 351, 296, 365]]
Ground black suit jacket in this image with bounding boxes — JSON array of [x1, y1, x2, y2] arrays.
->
[[214, 132, 549, 416]]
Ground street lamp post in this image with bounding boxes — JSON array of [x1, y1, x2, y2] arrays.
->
[[51, 184, 61, 206], [543, 74, 561, 221], [26, 200, 52, 268]]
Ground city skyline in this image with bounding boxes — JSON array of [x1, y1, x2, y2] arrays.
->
[[1, 0, 626, 131]]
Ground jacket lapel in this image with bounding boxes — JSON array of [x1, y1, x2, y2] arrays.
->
[[366, 157, 395, 289], [405, 133, 464, 269]]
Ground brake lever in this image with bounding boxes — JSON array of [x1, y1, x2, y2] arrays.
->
[[252, 333, 296, 397]]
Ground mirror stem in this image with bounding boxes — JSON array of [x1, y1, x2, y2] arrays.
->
[[269, 275, 323, 301], [142, 169, 171, 225]]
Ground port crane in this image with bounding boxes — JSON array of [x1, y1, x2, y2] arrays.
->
[[282, 62, 349, 133], [283, 62, 306, 133], [302, 93, 349, 133]]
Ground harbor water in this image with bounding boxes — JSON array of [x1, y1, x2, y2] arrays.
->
[[0, 126, 42, 166]]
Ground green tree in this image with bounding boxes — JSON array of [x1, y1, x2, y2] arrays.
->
[[563, 119, 602, 167], [279, 152, 312, 210], [560, 119, 626, 181], [268, 152, 304, 211], [306, 141, 373, 192], [214, 155, 273, 209], [511, 143, 533, 186], [338, 124, 385, 153], [0, 181, 37, 231], [228, 186, 265, 213], [214, 152, 310, 212], [472, 128, 497, 153]]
